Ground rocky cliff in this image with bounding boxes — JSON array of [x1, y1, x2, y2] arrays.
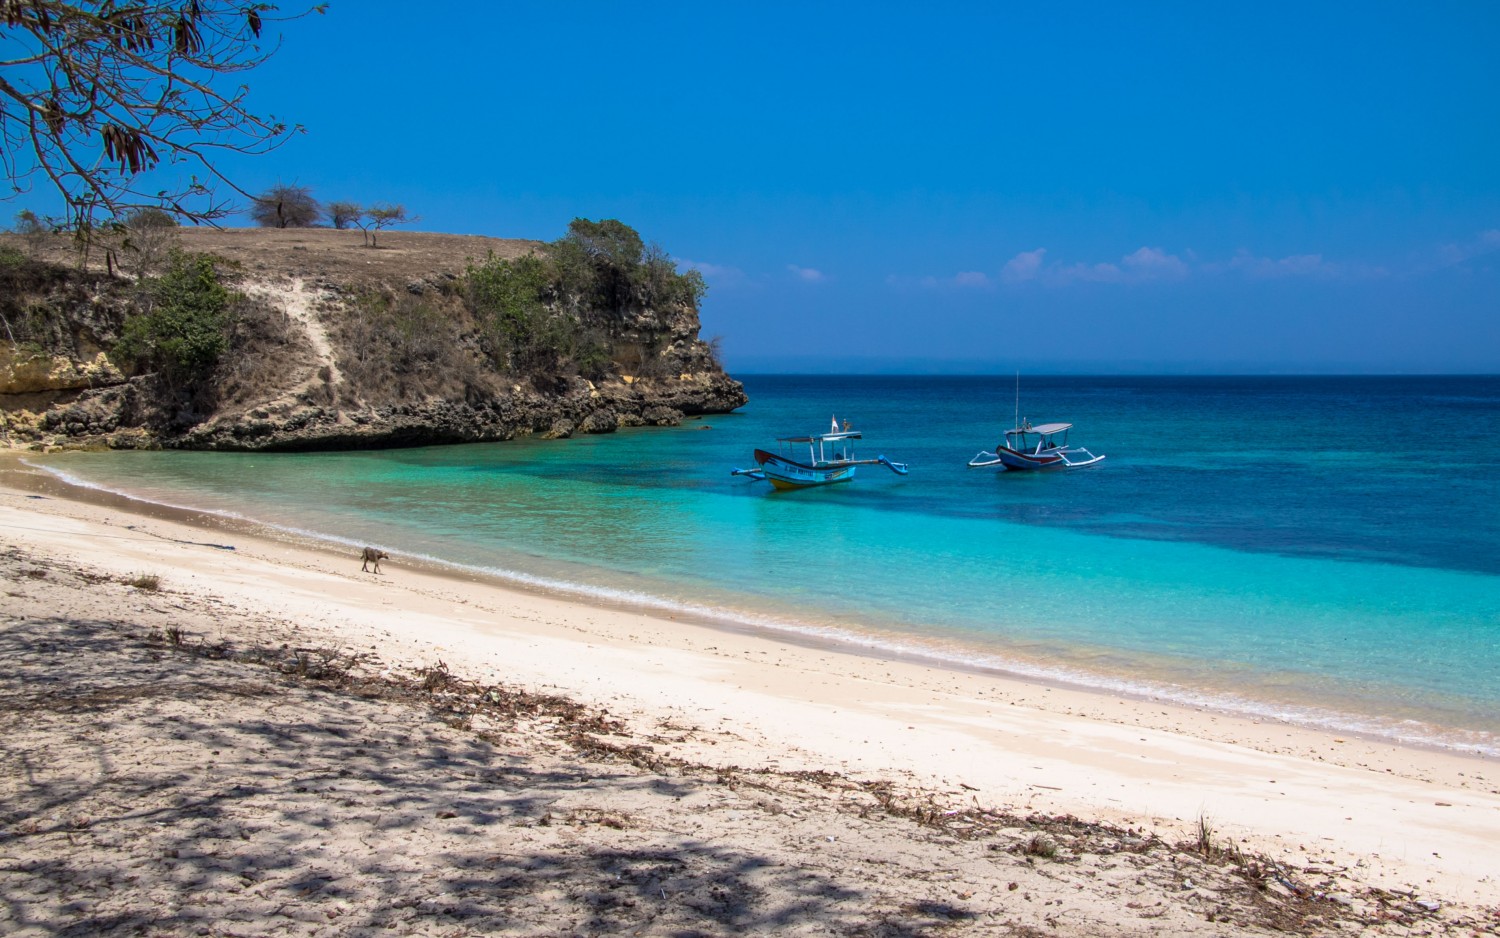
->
[[0, 227, 746, 451]]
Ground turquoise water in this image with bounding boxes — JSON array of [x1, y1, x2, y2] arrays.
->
[[29, 375, 1500, 753]]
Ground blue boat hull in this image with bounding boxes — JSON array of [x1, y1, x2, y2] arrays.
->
[[753, 449, 857, 490]]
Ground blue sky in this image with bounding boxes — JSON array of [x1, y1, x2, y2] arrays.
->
[[98, 3, 1500, 371]]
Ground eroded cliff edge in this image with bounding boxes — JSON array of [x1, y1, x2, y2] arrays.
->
[[0, 227, 747, 451]]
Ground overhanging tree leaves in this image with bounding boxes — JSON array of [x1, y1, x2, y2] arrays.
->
[[0, 1, 325, 230]]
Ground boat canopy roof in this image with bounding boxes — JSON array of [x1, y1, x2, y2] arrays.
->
[[778, 430, 862, 443], [1007, 422, 1072, 435]]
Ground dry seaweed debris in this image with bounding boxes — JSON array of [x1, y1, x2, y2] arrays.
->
[[124, 626, 1486, 936]]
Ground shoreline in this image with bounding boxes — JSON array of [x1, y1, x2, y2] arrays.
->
[[13, 452, 1500, 762], [2, 459, 1499, 914]]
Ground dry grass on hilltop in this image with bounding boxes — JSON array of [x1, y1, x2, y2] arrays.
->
[[6, 227, 543, 290]]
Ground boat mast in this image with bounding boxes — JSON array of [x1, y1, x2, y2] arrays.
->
[[1014, 371, 1020, 432]]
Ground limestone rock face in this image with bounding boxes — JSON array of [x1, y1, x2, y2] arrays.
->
[[169, 371, 747, 452], [2, 230, 747, 452], [0, 348, 124, 395]]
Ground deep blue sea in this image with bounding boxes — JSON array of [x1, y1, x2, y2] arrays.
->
[[29, 375, 1500, 753]]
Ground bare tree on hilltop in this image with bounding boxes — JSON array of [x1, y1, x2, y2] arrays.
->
[[120, 205, 179, 275], [326, 200, 362, 230], [354, 203, 413, 248], [0, 1, 325, 235], [250, 183, 320, 228]]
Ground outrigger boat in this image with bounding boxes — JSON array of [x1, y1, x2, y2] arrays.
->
[[969, 373, 1106, 471], [733, 417, 910, 490], [968, 419, 1106, 471]]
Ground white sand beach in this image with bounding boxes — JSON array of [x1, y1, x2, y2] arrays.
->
[[3, 464, 1497, 936]]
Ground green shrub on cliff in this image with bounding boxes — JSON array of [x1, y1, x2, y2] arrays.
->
[[466, 252, 551, 350], [462, 219, 705, 380], [549, 219, 704, 316], [465, 252, 605, 376], [112, 252, 232, 382]]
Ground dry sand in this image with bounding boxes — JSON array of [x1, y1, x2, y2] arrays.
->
[[2, 462, 1498, 936]]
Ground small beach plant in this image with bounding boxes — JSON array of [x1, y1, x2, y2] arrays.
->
[[1194, 813, 1215, 854]]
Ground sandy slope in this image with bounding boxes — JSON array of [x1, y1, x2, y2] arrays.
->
[[1, 469, 1497, 936]]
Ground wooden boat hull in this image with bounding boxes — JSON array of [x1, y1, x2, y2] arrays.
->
[[753, 449, 857, 489], [996, 447, 1066, 470], [993, 447, 1105, 471]]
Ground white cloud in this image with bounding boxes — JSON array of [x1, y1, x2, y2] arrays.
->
[[899, 236, 1452, 292], [1218, 250, 1387, 280], [1000, 248, 1046, 283], [1121, 246, 1190, 280], [1435, 229, 1500, 268], [1055, 261, 1125, 283], [1227, 251, 1334, 279], [999, 246, 1189, 286], [677, 257, 745, 284], [788, 264, 826, 283], [891, 270, 995, 289]]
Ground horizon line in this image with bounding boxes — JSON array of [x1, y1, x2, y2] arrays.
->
[[723, 370, 1500, 378]]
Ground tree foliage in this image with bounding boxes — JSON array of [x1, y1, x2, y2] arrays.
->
[[464, 252, 579, 374], [0, 2, 324, 229], [462, 219, 706, 380], [358, 202, 410, 247], [112, 251, 233, 382], [551, 218, 642, 316], [123, 206, 176, 229], [250, 183, 320, 228], [326, 200, 361, 230], [550, 218, 706, 316], [563, 218, 645, 270]]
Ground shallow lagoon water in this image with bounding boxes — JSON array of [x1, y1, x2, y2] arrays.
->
[[32, 375, 1500, 753]]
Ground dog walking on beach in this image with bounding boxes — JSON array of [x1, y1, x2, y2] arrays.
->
[[361, 547, 389, 574]]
